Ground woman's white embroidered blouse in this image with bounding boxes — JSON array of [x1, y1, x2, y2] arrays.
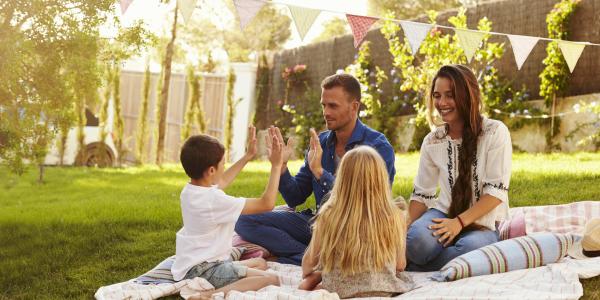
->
[[410, 118, 512, 230]]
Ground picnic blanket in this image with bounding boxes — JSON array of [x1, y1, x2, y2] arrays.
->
[[94, 258, 600, 300], [95, 202, 600, 300]]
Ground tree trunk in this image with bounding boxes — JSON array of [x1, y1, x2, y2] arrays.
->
[[550, 93, 557, 137], [75, 94, 86, 166], [38, 164, 44, 184], [156, 3, 178, 165], [182, 65, 197, 142], [58, 127, 68, 166], [136, 63, 151, 164], [113, 63, 124, 167], [224, 68, 236, 162]]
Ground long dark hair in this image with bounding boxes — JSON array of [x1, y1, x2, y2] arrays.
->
[[429, 65, 483, 227]]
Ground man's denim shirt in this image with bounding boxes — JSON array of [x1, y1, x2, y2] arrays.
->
[[278, 119, 396, 211]]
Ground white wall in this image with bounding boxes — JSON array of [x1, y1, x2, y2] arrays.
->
[[229, 63, 258, 162]]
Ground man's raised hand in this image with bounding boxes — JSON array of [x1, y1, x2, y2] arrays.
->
[[307, 128, 323, 179]]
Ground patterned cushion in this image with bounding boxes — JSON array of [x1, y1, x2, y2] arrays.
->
[[232, 233, 271, 260], [230, 204, 289, 260], [134, 247, 245, 284], [433, 232, 576, 282], [498, 209, 526, 240]]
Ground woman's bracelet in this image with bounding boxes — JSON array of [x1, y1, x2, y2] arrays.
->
[[456, 215, 465, 229]]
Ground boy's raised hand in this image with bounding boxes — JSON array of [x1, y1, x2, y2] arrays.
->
[[268, 127, 284, 167], [244, 126, 258, 161], [265, 126, 294, 171]]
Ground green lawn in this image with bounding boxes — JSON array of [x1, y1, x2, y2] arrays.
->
[[1, 153, 599, 299]]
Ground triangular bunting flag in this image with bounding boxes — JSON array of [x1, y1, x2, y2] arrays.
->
[[178, 0, 198, 24], [454, 28, 485, 63], [346, 14, 379, 48], [399, 21, 433, 55], [120, 0, 133, 15], [233, 0, 266, 30], [288, 5, 321, 40], [558, 41, 586, 73], [507, 34, 539, 70]]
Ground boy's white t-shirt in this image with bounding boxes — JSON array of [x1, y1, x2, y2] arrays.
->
[[171, 183, 246, 281]]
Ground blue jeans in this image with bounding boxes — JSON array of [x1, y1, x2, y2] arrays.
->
[[235, 210, 313, 265], [406, 209, 499, 272]]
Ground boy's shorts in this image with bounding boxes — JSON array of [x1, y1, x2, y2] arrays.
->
[[183, 260, 248, 289]]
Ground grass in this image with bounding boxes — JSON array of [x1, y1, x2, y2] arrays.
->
[[0, 152, 599, 299]]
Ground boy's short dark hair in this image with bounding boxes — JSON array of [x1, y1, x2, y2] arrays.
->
[[321, 73, 362, 102], [180, 135, 224, 179]]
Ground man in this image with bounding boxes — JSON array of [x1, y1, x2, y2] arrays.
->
[[235, 73, 396, 265]]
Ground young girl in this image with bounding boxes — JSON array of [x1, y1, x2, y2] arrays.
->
[[298, 146, 414, 298], [406, 64, 512, 271]]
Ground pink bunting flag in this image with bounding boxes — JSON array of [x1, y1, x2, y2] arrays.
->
[[346, 14, 379, 48], [120, 0, 134, 15]]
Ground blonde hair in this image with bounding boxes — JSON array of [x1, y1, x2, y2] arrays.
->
[[309, 146, 405, 275]]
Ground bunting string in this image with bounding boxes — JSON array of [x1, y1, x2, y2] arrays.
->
[[229, 0, 600, 72], [256, 1, 600, 47], [121, 0, 600, 47], [121, 0, 600, 72]]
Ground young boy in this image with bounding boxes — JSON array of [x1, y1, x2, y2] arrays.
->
[[172, 126, 284, 299]]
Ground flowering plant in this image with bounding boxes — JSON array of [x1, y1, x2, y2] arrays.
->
[[281, 64, 306, 82]]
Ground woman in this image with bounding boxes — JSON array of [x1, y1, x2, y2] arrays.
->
[[406, 64, 512, 271]]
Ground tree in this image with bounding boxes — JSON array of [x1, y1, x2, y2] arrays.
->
[[253, 53, 271, 128], [177, 2, 292, 64], [156, 1, 179, 165], [539, 0, 580, 151], [135, 63, 151, 164], [112, 63, 125, 166], [369, 0, 460, 19], [97, 63, 112, 165], [0, 0, 114, 181], [181, 64, 204, 142], [222, 5, 291, 62], [224, 68, 238, 161], [377, 9, 504, 150], [0, 1, 155, 179], [99, 21, 156, 167], [312, 17, 349, 43]]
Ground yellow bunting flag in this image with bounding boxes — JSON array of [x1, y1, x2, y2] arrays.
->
[[454, 28, 485, 63], [558, 41, 586, 73], [287, 5, 321, 40], [178, 0, 198, 24]]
